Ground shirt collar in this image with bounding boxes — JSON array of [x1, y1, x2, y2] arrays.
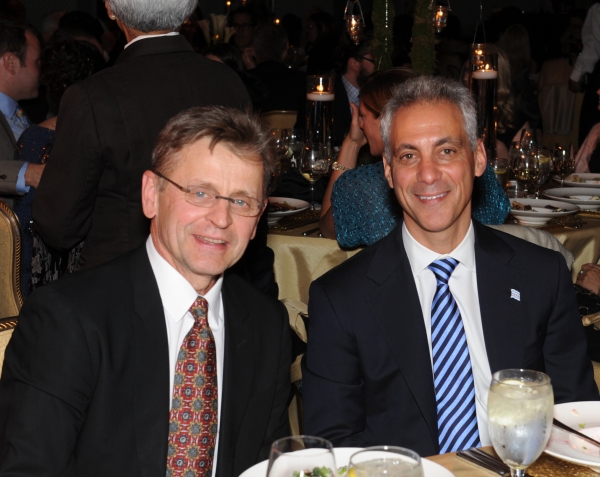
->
[[124, 31, 180, 49], [0, 92, 18, 119], [402, 221, 476, 276], [146, 236, 223, 323]]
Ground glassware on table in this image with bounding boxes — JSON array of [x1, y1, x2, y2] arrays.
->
[[488, 369, 554, 477], [512, 148, 540, 197], [490, 158, 509, 189], [553, 142, 575, 188], [268, 129, 285, 193], [349, 446, 423, 477], [266, 436, 337, 477], [299, 142, 329, 210], [532, 148, 552, 198], [282, 128, 305, 169]]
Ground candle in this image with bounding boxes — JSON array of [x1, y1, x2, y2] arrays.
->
[[307, 92, 335, 101], [472, 70, 498, 80]]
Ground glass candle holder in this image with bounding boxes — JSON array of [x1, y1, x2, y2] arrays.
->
[[305, 75, 335, 147]]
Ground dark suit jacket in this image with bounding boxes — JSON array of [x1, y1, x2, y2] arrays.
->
[[0, 245, 292, 476], [32, 35, 251, 270], [303, 220, 599, 457], [0, 113, 22, 205]]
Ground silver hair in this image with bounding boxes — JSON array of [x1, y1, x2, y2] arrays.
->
[[107, 0, 197, 32], [380, 76, 478, 162]]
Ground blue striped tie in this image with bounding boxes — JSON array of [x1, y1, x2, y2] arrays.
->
[[428, 258, 481, 453]]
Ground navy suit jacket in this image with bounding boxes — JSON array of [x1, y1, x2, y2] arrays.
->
[[303, 220, 599, 457], [0, 245, 291, 476]]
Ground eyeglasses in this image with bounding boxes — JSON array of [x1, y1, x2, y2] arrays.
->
[[357, 55, 375, 64], [154, 171, 264, 217]]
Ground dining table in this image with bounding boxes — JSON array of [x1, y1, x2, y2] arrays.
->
[[267, 210, 600, 304], [427, 446, 598, 477]]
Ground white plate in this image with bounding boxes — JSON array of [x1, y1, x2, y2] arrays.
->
[[544, 401, 600, 472], [239, 447, 456, 477], [543, 188, 600, 210], [267, 197, 310, 225], [560, 173, 600, 188], [509, 199, 579, 226]]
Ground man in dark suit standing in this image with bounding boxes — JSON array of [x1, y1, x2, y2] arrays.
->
[[33, 0, 251, 271], [303, 76, 599, 457], [0, 21, 44, 206], [0, 105, 292, 477]]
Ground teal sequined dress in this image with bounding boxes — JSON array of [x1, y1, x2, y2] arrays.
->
[[331, 162, 510, 248]]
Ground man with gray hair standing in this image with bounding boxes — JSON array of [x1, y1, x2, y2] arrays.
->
[[33, 0, 251, 272], [303, 76, 598, 456]]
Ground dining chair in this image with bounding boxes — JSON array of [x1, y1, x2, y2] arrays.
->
[[593, 361, 600, 393], [284, 298, 307, 436], [0, 200, 23, 320], [0, 316, 18, 378], [261, 110, 298, 132]]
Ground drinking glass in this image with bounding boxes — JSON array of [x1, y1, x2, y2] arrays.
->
[[266, 436, 337, 477], [299, 142, 329, 210], [488, 369, 554, 477], [553, 143, 574, 187], [512, 149, 540, 197], [349, 446, 423, 477], [268, 129, 285, 194], [282, 128, 305, 169], [508, 142, 521, 172], [532, 148, 552, 198], [490, 158, 508, 189]]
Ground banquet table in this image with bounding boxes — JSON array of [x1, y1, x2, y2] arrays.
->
[[267, 216, 600, 303], [427, 446, 599, 477]]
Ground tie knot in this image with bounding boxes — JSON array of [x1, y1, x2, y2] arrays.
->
[[428, 258, 458, 284], [189, 296, 209, 324]]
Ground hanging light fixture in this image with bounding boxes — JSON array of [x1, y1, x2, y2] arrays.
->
[[344, 0, 366, 45], [429, 0, 451, 33]]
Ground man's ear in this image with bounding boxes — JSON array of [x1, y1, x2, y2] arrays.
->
[[383, 156, 394, 189], [474, 139, 487, 178], [141, 170, 159, 219], [2, 52, 18, 75]]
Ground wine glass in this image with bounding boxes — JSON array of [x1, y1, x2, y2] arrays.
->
[[512, 148, 540, 197], [349, 446, 423, 477], [532, 148, 552, 198], [488, 369, 554, 477], [553, 143, 575, 188], [266, 436, 337, 477], [283, 128, 305, 169], [299, 142, 329, 210], [268, 129, 285, 194]]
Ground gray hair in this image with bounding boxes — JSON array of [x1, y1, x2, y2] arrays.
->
[[106, 0, 197, 32], [380, 76, 478, 162]]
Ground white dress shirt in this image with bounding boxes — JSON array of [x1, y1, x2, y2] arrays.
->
[[124, 31, 180, 49], [402, 222, 492, 446], [570, 3, 600, 83], [146, 236, 225, 471]]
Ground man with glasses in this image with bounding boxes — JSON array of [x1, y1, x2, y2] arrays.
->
[[230, 6, 255, 54], [0, 106, 292, 477]]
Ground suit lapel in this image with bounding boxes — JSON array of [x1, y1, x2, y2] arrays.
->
[[0, 113, 16, 147], [216, 274, 254, 475], [366, 227, 439, 448], [474, 222, 525, 373], [128, 246, 171, 477]]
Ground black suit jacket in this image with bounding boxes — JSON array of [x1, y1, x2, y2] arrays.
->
[[303, 221, 599, 457], [32, 35, 251, 270], [0, 245, 291, 476]]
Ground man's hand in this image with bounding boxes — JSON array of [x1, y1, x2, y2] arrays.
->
[[576, 263, 600, 295], [24, 163, 46, 189]]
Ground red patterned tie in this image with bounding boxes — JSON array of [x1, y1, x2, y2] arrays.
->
[[166, 297, 219, 477]]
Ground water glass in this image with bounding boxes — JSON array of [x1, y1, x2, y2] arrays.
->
[[349, 446, 423, 477], [488, 369, 553, 477], [490, 158, 509, 189], [553, 143, 574, 187], [299, 142, 328, 210], [266, 436, 337, 477], [533, 148, 552, 198]]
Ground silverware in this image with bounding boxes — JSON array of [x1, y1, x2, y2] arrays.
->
[[553, 417, 600, 448], [457, 449, 508, 475], [302, 227, 321, 236]]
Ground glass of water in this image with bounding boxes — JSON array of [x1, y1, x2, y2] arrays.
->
[[349, 446, 423, 477], [488, 369, 553, 477], [267, 436, 337, 477]]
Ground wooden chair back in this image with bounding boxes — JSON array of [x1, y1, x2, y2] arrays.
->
[[0, 316, 18, 378], [261, 111, 298, 132], [0, 201, 23, 319]]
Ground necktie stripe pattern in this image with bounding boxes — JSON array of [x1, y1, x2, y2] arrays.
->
[[167, 297, 218, 477], [428, 258, 481, 453]]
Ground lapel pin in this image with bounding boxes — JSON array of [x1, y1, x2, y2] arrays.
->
[[510, 289, 521, 301]]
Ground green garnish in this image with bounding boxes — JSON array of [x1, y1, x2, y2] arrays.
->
[[293, 467, 334, 477]]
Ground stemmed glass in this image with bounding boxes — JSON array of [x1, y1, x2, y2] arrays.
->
[[349, 446, 423, 477], [299, 142, 329, 210], [282, 128, 305, 169], [532, 148, 552, 198], [488, 369, 554, 477], [266, 436, 337, 477], [512, 149, 540, 197], [553, 142, 575, 188], [268, 129, 285, 194]]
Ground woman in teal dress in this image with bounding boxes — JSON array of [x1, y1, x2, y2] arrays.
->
[[319, 68, 510, 248]]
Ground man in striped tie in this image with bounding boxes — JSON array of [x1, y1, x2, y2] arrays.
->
[[0, 20, 44, 206], [303, 75, 599, 456]]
